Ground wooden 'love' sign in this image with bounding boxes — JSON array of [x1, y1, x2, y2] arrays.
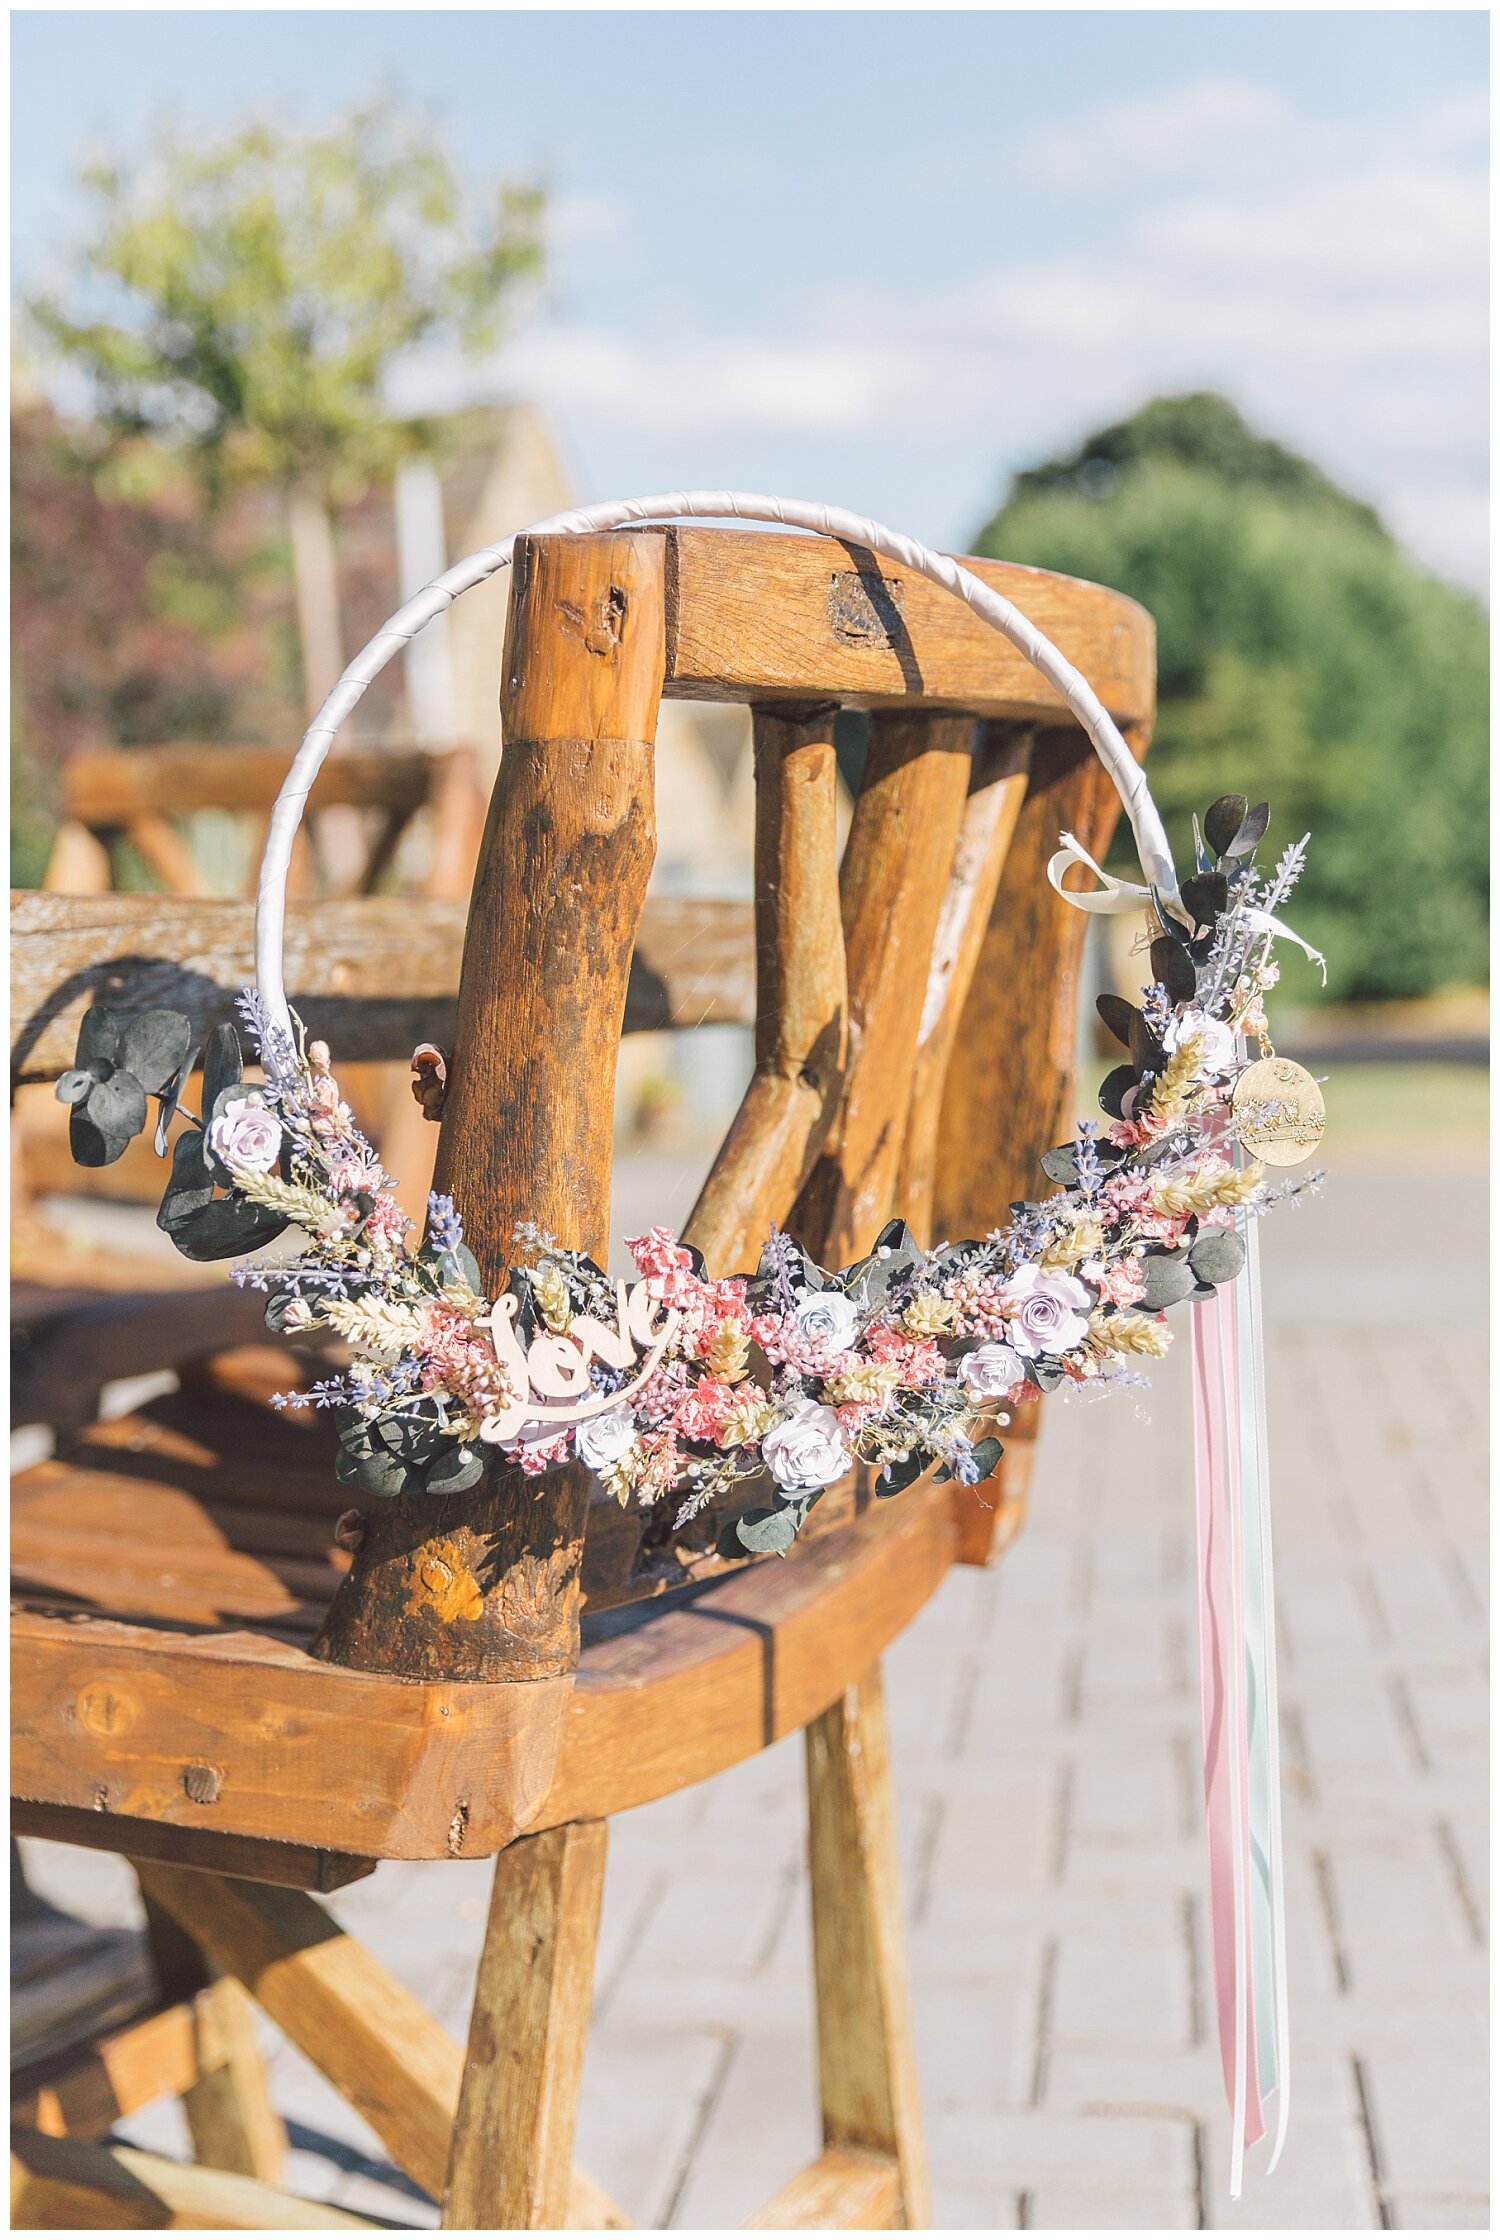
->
[[477, 1280, 682, 1444]]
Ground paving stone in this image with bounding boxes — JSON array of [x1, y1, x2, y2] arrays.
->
[[13, 1153, 1484, 2228], [1200, 2115, 1380, 2229], [928, 2107, 1196, 2190], [1360, 2045, 1490, 2197], [1049, 1925, 1194, 2053], [1387, 2194, 1491, 2229], [1024, 2185, 1197, 2227]]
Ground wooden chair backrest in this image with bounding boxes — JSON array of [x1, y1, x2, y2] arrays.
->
[[321, 527, 1153, 1675]]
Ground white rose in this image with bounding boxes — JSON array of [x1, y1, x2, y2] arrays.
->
[[792, 1290, 860, 1352], [575, 1406, 638, 1469], [997, 1263, 1093, 1359], [209, 1094, 283, 1174], [761, 1400, 851, 1492], [961, 1343, 1027, 1400], [1163, 1007, 1238, 1081]]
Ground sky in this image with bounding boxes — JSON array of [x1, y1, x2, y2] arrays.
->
[[11, 10, 1489, 588]]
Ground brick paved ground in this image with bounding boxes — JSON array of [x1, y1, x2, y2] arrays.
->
[[19, 1144, 1487, 2228]]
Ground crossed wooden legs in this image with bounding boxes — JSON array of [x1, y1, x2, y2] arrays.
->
[[16, 1664, 926, 2231], [444, 1661, 927, 2232]]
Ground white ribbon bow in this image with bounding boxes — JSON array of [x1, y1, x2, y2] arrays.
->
[[1047, 832, 1326, 982]]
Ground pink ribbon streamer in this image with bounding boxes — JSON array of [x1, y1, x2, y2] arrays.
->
[[1193, 1284, 1266, 2175]]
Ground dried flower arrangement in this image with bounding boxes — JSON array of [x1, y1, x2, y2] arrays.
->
[[58, 791, 1324, 1558]]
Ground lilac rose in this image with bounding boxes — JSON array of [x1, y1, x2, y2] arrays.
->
[[997, 1263, 1092, 1359], [961, 1342, 1027, 1400], [761, 1400, 851, 1491], [208, 1093, 283, 1174]]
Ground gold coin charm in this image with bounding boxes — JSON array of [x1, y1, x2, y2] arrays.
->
[[1232, 1055, 1326, 1167]]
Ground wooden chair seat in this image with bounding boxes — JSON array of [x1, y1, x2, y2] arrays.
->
[[14, 1349, 958, 1867]]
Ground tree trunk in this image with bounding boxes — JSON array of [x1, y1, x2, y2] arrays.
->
[[287, 486, 345, 719]]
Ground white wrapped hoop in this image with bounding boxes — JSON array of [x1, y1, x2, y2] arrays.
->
[[255, 491, 1179, 1037]]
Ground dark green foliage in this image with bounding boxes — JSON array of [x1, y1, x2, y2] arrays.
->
[[735, 1505, 803, 1553], [424, 1445, 487, 1498], [1139, 1250, 1198, 1311], [1004, 391, 1386, 535], [974, 395, 1487, 1001], [1189, 1230, 1248, 1287], [56, 1002, 181, 1165]]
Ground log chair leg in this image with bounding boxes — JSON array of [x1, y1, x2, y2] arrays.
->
[[805, 1663, 931, 2231], [183, 1977, 288, 2187], [441, 1820, 609, 2231], [138, 1876, 286, 2185]]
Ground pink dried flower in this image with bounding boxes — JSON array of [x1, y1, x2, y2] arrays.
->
[[626, 1227, 701, 1307], [672, 1375, 739, 1444], [1095, 1253, 1146, 1307], [862, 1322, 944, 1386], [328, 1156, 386, 1197], [750, 1313, 848, 1378], [364, 1194, 410, 1246], [514, 1432, 571, 1478]]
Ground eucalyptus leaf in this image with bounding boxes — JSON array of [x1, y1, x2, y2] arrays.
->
[[70, 1069, 149, 1166], [1150, 937, 1198, 1005], [1039, 1145, 1078, 1187], [157, 1125, 217, 1226], [1128, 1012, 1167, 1077], [1188, 1229, 1247, 1286], [159, 1191, 290, 1262], [1204, 794, 1249, 860], [334, 1409, 383, 1459], [1139, 1254, 1198, 1310], [424, 1445, 487, 1497], [120, 1008, 194, 1096], [201, 1021, 243, 1116], [1095, 993, 1139, 1049], [1030, 1361, 1066, 1394], [377, 1410, 446, 1465], [735, 1505, 801, 1555], [335, 1442, 418, 1500], [1228, 802, 1270, 856], [1098, 1064, 1139, 1120], [75, 1006, 121, 1074], [968, 1436, 1003, 1481], [54, 1068, 94, 1107], [1179, 872, 1229, 934], [842, 1220, 924, 1312]]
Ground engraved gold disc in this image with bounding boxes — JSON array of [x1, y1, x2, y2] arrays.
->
[[1231, 1055, 1326, 1167]]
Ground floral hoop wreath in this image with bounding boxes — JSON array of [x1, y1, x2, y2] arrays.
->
[[58, 494, 1327, 2191]]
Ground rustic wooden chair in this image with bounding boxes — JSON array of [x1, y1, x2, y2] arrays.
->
[[11, 527, 1154, 2230]]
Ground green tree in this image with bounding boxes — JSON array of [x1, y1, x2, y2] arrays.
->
[[28, 103, 543, 715], [975, 396, 1487, 1002]]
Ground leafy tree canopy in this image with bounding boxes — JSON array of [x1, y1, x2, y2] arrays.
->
[[27, 101, 544, 504], [975, 395, 1486, 1003]]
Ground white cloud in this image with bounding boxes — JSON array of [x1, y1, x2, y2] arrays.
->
[[418, 77, 1487, 587]]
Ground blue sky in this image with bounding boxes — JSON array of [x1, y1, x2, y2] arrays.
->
[[12, 11, 1488, 585]]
